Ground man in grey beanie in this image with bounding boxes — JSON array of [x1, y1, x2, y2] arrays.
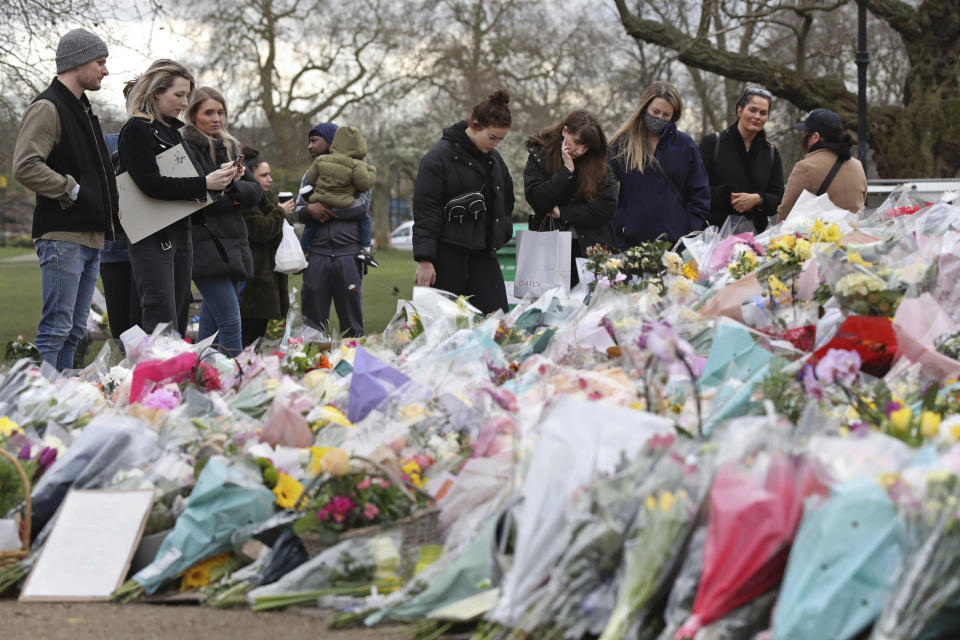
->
[[12, 28, 118, 371]]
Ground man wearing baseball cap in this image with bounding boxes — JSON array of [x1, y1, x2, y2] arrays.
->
[[13, 28, 118, 370], [777, 108, 867, 220]]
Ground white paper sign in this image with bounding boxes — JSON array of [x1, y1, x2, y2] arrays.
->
[[20, 489, 154, 601], [117, 143, 210, 243]]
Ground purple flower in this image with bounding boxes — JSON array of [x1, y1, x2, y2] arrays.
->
[[814, 349, 862, 386], [803, 364, 825, 400], [614, 272, 627, 283], [17, 444, 31, 460], [886, 401, 902, 418], [36, 447, 57, 474], [639, 320, 695, 365], [597, 276, 611, 290]]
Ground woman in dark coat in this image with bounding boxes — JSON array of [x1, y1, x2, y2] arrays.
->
[[181, 87, 260, 356], [524, 109, 617, 288], [609, 81, 710, 247], [699, 88, 784, 232], [239, 149, 294, 347], [118, 60, 237, 336], [412, 89, 515, 314]]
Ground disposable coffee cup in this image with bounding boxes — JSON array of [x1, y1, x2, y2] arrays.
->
[[278, 191, 294, 203]]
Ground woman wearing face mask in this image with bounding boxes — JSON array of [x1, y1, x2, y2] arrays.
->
[[238, 148, 295, 347], [118, 60, 237, 336], [699, 88, 784, 233], [412, 89, 516, 314], [524, 109, 617, 288], [180, 87, 259, 356], [609, 81, 710, 247]]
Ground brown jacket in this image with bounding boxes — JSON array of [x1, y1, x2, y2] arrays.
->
[[777, 148, 867, 220]]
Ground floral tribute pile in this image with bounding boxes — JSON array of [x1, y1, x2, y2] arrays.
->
[[3, 186, 960, 640]]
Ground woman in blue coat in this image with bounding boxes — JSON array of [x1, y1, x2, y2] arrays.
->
[[609, 81, 710, 247]]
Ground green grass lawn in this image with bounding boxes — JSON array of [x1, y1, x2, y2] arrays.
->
[[0, 248, 416, 351]]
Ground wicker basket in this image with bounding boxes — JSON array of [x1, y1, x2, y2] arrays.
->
[[296, 455, 440, 562], [0, 449, 31, 570]]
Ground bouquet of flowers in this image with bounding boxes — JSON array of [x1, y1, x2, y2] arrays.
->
[[584, 237, 674, 293], [674, 450, 826, 638], [294, 454, 431, 545], [872, 471, 960, 640]]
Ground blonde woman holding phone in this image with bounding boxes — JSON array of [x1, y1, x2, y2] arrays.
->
[[118, 60, 237, 335]]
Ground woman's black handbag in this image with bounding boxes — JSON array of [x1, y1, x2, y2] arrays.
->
[[439, 191, 487, 250]]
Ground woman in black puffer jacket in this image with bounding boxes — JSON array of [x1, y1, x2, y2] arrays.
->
[[412, 89, 515, 314], [181, 87, 259, 356], [524, 109, 617, 288]]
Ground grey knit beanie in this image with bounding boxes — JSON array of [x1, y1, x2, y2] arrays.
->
[[55, 29, 109, 74]]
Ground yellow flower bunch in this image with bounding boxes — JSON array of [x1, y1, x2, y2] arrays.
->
[[401, 459, 427, 488], [846, 252, 873, 268], [810, 218, 842, 244], [0, 416, 21, 438], [661, 251, 683, 275], [272, 472, 304, 509], [681, 261, 699, 281], [767, 234, 812, 264], [728, 249, 758, 279], [767, 275, 791, 302]]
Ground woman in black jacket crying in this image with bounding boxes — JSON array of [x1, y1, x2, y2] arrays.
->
[[412, 89, 515, 314], [524, 109, 617, 288], [698, 88, 784, 233]]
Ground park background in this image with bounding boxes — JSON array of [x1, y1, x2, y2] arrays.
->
[[0, 0, 955, 350]]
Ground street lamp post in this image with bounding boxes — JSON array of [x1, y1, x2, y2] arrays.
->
[[856, 0, 870, 176]]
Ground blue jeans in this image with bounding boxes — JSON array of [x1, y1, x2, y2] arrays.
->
[[194, 277, 242, 356], [34, 240, 100, 371]]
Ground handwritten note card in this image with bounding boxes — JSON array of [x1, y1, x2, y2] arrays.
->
[[20, 489, 154, 601], [117, 143, 210, 243]]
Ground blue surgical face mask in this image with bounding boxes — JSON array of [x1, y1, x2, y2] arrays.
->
[[644, 112, 669, 134]]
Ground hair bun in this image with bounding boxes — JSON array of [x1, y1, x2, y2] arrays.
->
[[489, 89, 510, 106]]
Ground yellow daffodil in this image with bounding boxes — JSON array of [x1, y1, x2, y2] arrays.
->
[[659, 491, 676, 512], [645, 495, 657, 512], [921, 411, 942, 438], [272, 472, 304, 509], [889, 406, 913, 433], [0, 416, 22, 438]]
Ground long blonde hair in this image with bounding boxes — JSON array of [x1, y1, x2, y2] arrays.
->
[[124, 59, 196, 123], [611, 81, 683, 173], [185, 87, 242, 161]]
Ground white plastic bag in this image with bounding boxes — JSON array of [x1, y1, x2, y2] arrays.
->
[[514, 230, 572, 298], [274, 220, 308, 274]]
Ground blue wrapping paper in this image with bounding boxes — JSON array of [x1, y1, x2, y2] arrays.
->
[[772, 478, 901, 640]]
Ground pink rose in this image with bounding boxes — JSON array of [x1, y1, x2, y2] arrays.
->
[[357, 478, 372, 490], [363, 503, 380, 520]]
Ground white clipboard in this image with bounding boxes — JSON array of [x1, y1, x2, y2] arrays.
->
[[117, 143, 210, 243]]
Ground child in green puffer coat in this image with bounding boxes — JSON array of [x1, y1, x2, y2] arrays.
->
[[302, 125, 377, 208]]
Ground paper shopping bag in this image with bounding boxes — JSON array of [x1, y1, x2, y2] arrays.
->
[[513, 230, 572, 298], [274, 220, 308, 274]]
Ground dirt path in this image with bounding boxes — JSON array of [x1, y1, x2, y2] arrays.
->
[[0, 600, 413, 640]]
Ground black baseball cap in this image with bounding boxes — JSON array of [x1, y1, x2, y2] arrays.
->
[[792, 108, 842, 135]]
